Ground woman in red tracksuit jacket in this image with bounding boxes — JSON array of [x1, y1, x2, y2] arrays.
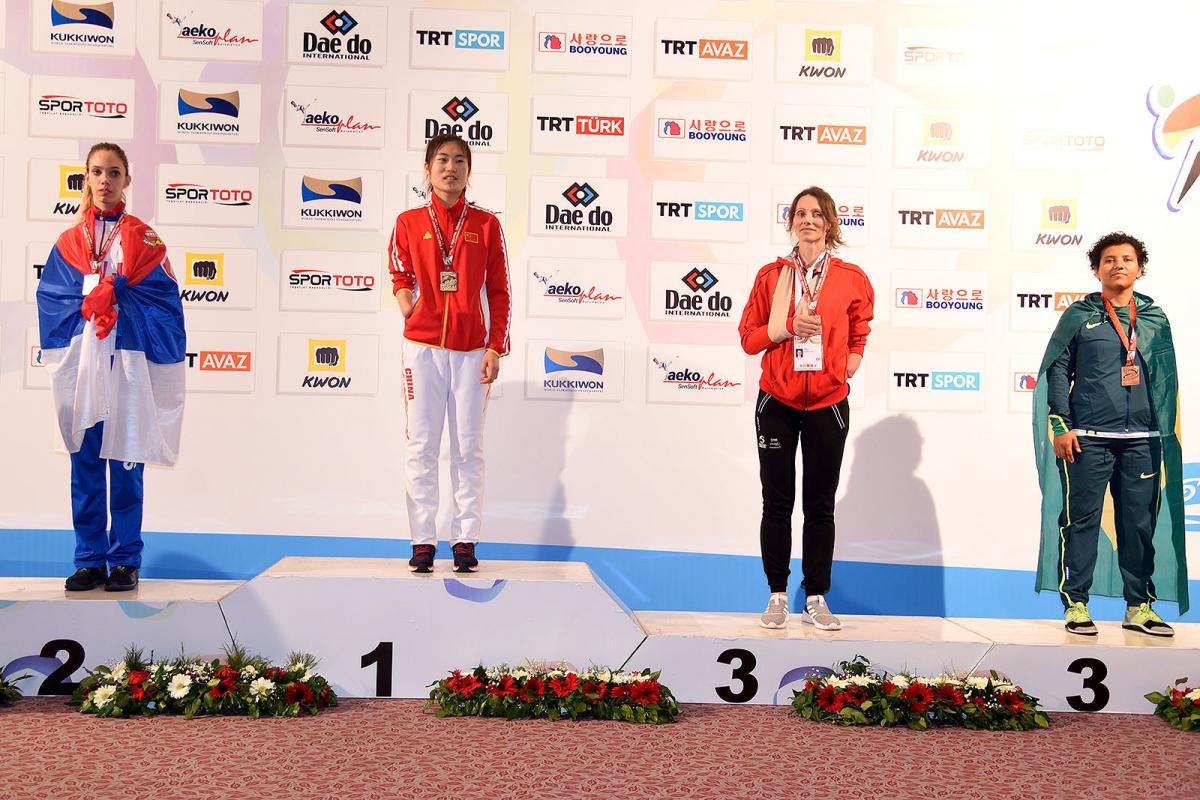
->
[[388, 133, 511, 575], [739, 186, 874, 631]]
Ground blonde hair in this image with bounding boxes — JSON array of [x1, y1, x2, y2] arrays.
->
[[77, 142, 131, 221], [785, 186, 844, 251]]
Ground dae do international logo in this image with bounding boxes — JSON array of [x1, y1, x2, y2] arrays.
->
[[291, 6, 383, 64], [664, 267, 733, 319], [543, 347, 604, 393], [428, 96, 495, 146], [545, 182, 614, 233]]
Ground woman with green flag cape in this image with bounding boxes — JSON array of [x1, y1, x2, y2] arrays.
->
[[1032, 232, 1187, 635]]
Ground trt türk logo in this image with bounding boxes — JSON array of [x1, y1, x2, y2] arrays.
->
[[1148, 84, 1200, 211]]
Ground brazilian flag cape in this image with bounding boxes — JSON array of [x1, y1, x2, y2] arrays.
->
[[1032, 291, 1188, 613]]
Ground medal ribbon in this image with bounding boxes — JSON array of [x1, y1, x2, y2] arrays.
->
[[426, 201, 469, 267], [1102, 296, 1138, 366], [83, 210, 124, 275], [792, 249, 829, 312]]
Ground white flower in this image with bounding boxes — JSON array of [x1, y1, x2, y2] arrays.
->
[[891, 675, 910, 688], [189, 662, 208, 675], [110, 661, 127, 682], [509, 668, 530, 680], [965, 676, 991, 690], [994, 683, 1016, 693], [1185, 689, 1200, 702], [595, 671, 613, 683], [287, 662, 306, 673], [152, 663, 170, 677], [241, 665, 259, 678], [848, 675, 874, 687], [249, 677, 276, 700], [168, 674, 193, 700], [92, 685, 117, 708], [827, 677, 851, 689]]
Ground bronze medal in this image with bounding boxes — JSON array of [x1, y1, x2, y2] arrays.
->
[[1121, 364, 1140, 386], [440, 270, 459, 293]]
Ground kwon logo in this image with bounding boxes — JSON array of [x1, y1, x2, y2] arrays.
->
[[660, 37, 748, 60], [916, 115, 965, 162], [165, 10, 259, 47], [1015, 291, 1088, 311], [1036, 199, 1082, 246], [800, 29, 844, 78], [1013, 373, 1037, 392], [181, 253, 229, 303], [894, 287, 984, 312], [658, 116, 746, 142], [656, 200, 744, 222], [535, 114, 625, 136], [896, 208, 985, 229], [304, 339, 350, 388], [893, 371, 981, 391], [49, 164, 85, 216], [303, 8, 373, 60], [779, 124, 867, 145], [37, 94, 127, 119], [164, 183, 253, 207], [543, 347, 605, 392], [653, 356, 741, 391], [185, 350, 251, 371], [415, 28, 505, 50], [289, 268, 375, 292], [289, 97, 381, 136], [532, 270, 621, 305], [300, 176, 363, 220], [177, 89, 240, 134], [666, 268, 734, 319], [1148, 84, 1200, 211], [538, 30, 628, 57], [425, 96, 495, 146], [51, 0, 116, 45]]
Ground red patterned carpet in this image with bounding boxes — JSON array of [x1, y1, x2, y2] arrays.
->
[[1, 698, 1196, 799]]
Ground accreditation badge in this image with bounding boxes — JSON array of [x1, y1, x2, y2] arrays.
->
[[793, 314, 823, 372], [439, 270, 459, 292]]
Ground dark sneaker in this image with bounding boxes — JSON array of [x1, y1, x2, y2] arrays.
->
[[105, 566, 139, 592], [452, 542, 479, 573], [408, 544, 436, 573], [1123, 603, 1174, 637], [1064, 601, 1098, 636], [65, 567, 107, 592]]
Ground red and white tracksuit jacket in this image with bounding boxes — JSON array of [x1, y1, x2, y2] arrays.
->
[[739, 255, 874, 410], [388, 196, 511, 546]]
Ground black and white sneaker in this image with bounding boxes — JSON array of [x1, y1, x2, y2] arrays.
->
[[408, 544, 436, 573], [1123, 603, 1174, 637], [452, 542, 479, 573], [65, 567, 107, 592], [1064, 602, 1098, 636], [105, 566, 139, 592]]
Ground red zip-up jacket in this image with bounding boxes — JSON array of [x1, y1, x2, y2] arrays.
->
[[739, 255, 874, 410], [388, 195, 511, 355]]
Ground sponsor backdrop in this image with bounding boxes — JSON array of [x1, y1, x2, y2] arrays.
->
[[1, 0, 1198, 620]]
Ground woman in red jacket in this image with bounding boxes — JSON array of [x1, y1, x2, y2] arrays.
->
[[738, 186, 874, 630], [388, 134, 511, 574]]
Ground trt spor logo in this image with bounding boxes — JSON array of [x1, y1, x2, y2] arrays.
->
[[415, 28, 505, 50], [1148, 85, 1200, 211], [52, 0, 114, 28]]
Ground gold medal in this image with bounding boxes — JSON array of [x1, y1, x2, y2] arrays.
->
[[440, 270, 459, 292]]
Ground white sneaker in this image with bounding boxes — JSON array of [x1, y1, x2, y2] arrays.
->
[[801, 595, 842, 631], [760, 595, 788, 629]]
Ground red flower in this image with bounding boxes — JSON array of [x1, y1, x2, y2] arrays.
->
[[843, 686, 868, 708], [804, 680, 819, 693], [128, 670, 149, 687], [284, 682, 314, 704], [881, 681, 897, 694], [936, 685, 965, 707], [998, 691, 1025, 714], [628, 680, 662, 706], [130, 686, 145, 701], [580, 681, 607, 704], [456, 675, 483, 698], [901, 683, 934, 713], [519, 677, 546, 702], [972, 696, 988, 709], [265, 667, 286, 682], [609, 684, 629, 700], [1170, 689, 1184, 707], [816, 685, 842, 712], [488, 675, 519, 698]]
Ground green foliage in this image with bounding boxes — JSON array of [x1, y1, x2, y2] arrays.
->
[[1146, 677, 1200, 732]]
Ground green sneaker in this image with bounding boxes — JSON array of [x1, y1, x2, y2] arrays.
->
[[1122, 603, 1174, 637], [1064, 602, 1097, 636]]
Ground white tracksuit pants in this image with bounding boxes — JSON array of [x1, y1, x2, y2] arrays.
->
[[402, 341, 490, 545]]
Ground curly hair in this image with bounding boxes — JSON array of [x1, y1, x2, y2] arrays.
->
[[1087, 231, 1148, 274]]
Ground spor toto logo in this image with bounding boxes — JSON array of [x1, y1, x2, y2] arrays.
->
[[289, 268, 375, 292], [38, 94, 127, 119], [1147, 84, 1200, 211], [165, 183, 253, 206]]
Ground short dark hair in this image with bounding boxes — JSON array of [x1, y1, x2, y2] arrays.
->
[[424, 134, 472, 172], [1087, 231, 1148, 273]]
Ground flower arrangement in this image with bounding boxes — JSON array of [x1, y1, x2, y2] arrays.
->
[[73, 643, 337, 719], [0, 673, 25, 706], [1146, 678, 1200, 731], [792, 656, 1050, 731], [427, 663, 679, 723]]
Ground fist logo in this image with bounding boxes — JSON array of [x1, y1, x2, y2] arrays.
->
[[191, 260, 218, 281], [1047, 204, 1072, 224], [67, 172, 85, 192], [928, 121, 953, 142], [314, 346, 340, 367], [810, 37, 835, 56]]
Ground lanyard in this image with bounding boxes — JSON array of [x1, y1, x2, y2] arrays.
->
[[792, 249, 829, 312], [1102, 297, 1138, 366], [426, 201, 469, 267], [83, 212, 124, 275]]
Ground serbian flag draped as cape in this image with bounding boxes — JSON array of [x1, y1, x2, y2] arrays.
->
[[36, 211, 186, 466], [1031, 292, 1188, 613]]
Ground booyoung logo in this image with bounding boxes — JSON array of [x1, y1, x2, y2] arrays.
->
[[651, 180, 749, 243], [890, 271, 987, 330], [531, 94, 630, 157], [287, 4, 387, 65], [411, 7, 510, 71], [533, 13, 632, 76], [285, 86, 385, 149], [774, 105, 871, 166], [655, 19, 752, 80], [162, 3, 262, 60], [280, 250, 382, 313], [530, 176, 628, 238], [1148, 84, 1200, 211], [409, 90, 508, 152], [892, 190, 990, 249], [157, 164, 260, 227], [646, 345, 745, 406], [526, 258, 626, 320], [653, 99, 750, 162], [1013, 372, 1037, 392]]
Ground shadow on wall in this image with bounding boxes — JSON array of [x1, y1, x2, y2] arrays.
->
[[830, 414, 945, 616]]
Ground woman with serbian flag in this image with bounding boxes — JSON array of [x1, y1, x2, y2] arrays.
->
[[36, 143, 186, 593]]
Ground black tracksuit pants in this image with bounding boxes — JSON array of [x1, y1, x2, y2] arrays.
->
[[755, 390, 850, 595]]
